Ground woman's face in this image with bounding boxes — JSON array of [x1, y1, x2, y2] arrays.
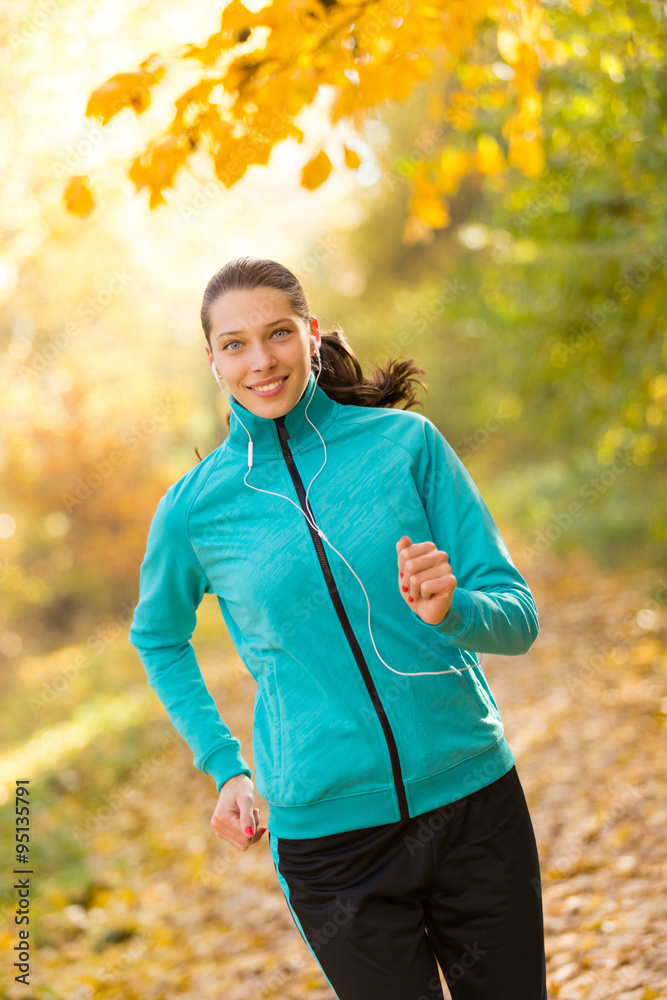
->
[[204, 286, 320, 417]]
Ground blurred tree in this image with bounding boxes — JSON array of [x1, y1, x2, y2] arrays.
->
[[70, 0, 580, 241], [307, 0, 667, 566]]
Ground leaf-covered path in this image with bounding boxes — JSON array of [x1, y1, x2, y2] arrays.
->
[[2, 553, 665, 999]]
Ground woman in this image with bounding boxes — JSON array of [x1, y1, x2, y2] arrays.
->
[[129, 256, 547, 1000]]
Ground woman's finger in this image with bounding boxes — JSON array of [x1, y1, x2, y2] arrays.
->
[[406, 564, 453, 600], [417, 574, 457, 600], [397, 540, 437, 576], [400, 551, 450, 600]]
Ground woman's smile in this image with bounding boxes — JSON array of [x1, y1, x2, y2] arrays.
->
[[247, 374, 289, 396]]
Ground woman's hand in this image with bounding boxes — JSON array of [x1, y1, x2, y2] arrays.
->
[[210, 773, 267, 851], [396, 536, 457, 627]]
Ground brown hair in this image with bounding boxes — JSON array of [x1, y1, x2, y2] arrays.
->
[[197, 256, 427, 457]]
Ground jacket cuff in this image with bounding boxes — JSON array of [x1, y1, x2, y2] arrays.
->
[[200, 745, 252, 794], [411, 588, 472, 639]]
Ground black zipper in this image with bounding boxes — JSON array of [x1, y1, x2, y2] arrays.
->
[[274, 415, 410, 820]]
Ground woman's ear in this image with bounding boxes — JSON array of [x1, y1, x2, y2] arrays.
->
[[309, 316, 321, 352]]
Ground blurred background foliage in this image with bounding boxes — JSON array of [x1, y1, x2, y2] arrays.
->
[[1, 0, 665, 647], [0, 0, 667, 655]]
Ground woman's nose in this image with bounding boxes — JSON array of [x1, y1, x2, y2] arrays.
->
[[249, 343, 277, 367]]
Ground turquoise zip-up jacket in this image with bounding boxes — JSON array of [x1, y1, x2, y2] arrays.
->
[[128, 370, 539, 838]]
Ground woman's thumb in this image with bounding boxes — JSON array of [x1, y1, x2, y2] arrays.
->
[[241, 810, 256, 836]]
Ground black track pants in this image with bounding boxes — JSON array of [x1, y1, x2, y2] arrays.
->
[[268, 765, 547, 1000]]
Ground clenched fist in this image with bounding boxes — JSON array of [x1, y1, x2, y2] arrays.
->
[[210, 773, 267, 851], [396, 536, 456, 627]]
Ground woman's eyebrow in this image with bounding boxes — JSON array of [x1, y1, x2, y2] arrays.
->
[[215, 318, 293, 343]]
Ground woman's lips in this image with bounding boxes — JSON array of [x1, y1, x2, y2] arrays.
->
[[247, 375, 289, 397]]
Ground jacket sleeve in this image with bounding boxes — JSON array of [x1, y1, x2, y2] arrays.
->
[[128, 489, 252, 793], [410, 418, 539, 655]]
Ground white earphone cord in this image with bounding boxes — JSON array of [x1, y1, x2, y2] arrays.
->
[[212, 342, 479, 677]]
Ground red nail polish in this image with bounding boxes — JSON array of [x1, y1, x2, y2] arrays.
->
[[244, 826, 254, 836], [399, 572, 403, 578], [408, 596, 414, 602], [402, 585, 408, 592]]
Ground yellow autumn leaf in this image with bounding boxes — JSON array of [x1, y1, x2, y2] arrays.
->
[[435, 148, 473, 194], [174, 80, 218, 117], [475, 134, 505, 175], [344, 145, 361, 169], [509, 134, 545, 177], [63, 175, 94, 217], [522, 90, 543, 119], [74, 0, 575, 224], [486, 88, 509, 108], [222, 54, 265, 94], [219, 0, 260, 34], [447, 89, 479, 131], [183, 33, 228, 66], [301, 149, 332, 190], [410, 175, 450, 228], [541, 36, 568, 66], [443, 1, 476, 52], [85, 69, 163, 125], [461, 64, 487, 90], [243, 133, 272, 166], [127, 133, 187, 207]]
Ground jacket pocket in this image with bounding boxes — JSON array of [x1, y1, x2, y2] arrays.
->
[[462, 664, 503, 727], [252, 658, 283, 790], [389, 666, 504, 784]]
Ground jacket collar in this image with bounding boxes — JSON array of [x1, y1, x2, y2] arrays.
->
[[226, 370, 338, 459]]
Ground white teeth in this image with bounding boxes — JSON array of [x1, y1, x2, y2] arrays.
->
[[252, 377, 286, 393]]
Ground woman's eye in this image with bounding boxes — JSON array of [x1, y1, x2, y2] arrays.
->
[[222, 328, 290, 351]]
